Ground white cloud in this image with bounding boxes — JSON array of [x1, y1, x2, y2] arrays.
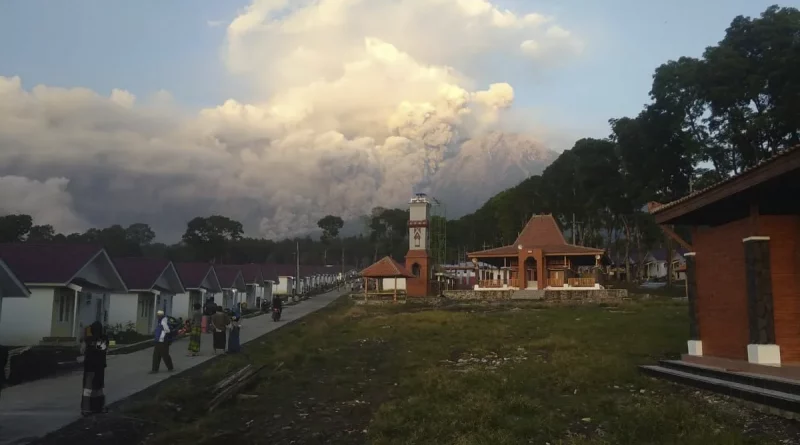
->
[[0, 176, 88, 233], [0, 0, 581, 239]]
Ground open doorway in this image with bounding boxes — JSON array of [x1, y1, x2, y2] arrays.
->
[[524, 257, 537, 289]]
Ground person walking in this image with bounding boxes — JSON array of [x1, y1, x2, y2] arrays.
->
[[187, 303, 203, 357], [81, 321, 108, 416], [210, 308, 229, 355], [150, 310, 174, 373], [227, 315, 241, 353]]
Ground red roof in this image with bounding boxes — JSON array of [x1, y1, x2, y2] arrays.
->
[[175, 262, 214, 289], [213, 265, 244, 289], [113, 257, 172, 290], [361, 256, 414, 278], [237, 263, 264, 284], [467, 215, 605, 257], [0, 243, 104, 284]]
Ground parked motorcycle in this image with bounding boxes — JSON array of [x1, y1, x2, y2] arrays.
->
[[272, 307, 281, 322]]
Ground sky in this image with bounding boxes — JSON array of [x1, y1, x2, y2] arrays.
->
[[0, 0, 791, 240]]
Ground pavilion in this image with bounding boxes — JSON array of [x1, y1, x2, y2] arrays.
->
[[360, 256, 415, 302], [467, 214, 605, 290]]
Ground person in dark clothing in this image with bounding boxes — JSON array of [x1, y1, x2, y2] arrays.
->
[[271, 295, 283, 315], [81, 321, 108, 415]]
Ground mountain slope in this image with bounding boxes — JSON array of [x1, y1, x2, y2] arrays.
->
[[429, 132, 558, 217]]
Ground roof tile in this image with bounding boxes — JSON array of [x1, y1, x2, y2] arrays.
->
[[361, 256, 414, 278], [0, 243, 103, 284], [113, 257, 171, 290]]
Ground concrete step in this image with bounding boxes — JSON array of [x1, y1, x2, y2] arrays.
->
[[640, 365, 800, 413], [658, 359, 800, 396], [511, 290, 545, 300]]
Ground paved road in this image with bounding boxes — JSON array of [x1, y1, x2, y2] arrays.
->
[[0, 290, 344, 445]]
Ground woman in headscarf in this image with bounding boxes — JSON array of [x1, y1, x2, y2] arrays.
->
[[210, 307, 229, 355], [81, 321, 108, 416], [227, 315, 241, 353], [187, 303, 203, 356]]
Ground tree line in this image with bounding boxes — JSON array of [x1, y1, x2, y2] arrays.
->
[[1, 6, 797, 280]]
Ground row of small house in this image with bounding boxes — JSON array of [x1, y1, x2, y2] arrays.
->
[[0, 243, 352, 347]]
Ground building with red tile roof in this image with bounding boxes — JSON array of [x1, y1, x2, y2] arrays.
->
[[172, 263, 221, 320], [0, 243, 127, 346], [467, 214, 605, 290], [110, 258, 185, 334]]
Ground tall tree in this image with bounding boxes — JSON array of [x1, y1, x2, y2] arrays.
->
[[317, 215, 344, 265], [125, 223, 156, 246], [182, 215, 244, 262]]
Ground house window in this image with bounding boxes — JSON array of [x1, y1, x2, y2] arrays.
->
[[414, 230, 421, 248], [412, 263, 421, 277]]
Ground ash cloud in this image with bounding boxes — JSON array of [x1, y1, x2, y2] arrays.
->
[[0, 0, 581, 239]]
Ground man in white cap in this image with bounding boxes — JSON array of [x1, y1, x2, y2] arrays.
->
[[150, 310, 174, 373]]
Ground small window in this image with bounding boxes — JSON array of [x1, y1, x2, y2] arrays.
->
[[412, 263, 421, 277]]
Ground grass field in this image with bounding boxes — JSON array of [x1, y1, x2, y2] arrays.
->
[[37, 296, 800, 445]]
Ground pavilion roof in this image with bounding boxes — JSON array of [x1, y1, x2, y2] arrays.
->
[[467, 214, 605, 257], [361, 256, 414, 278]]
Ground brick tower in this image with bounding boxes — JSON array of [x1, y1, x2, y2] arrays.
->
[[405, 193, 431, 297]]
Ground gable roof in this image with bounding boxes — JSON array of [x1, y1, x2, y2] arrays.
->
[[261, 264, 279, 283], [213, 265, 246, 290], [651, 145, 800, 223], [0, 258, 30, 298], [361, 256, 415, 278], [0, 243, 107, 285], [237, 264, 264, 285], [175, 263, 216, 289], [113, 257, 185, 293], [467, 215, 605, 257]]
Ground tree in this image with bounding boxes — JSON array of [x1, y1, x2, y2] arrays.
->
[[182, 215, 244, 262], [125, 223, 156, 246], [0, 214, 33, 242], [27, 225, 55, 242], [317, 215, 344, 265]]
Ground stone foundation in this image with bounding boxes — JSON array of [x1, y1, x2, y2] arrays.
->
[[442, 290, 513, 301], [542, 289, 628, 304]]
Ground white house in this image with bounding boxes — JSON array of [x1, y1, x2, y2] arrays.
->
[[643, 249, 687, 281], [260, 264, 278, 305], [110, 258, 186, 334], [238, 264, 265, 309], [0, 258, 30, 332], [173, 263, 222, 321], [214, 265, 247, 310], [0, 244, 127, 346]]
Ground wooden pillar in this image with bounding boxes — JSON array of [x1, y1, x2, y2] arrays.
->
[[363, 277, 368, 301], [743, 236, 779, 365], [684, 252, 701, 356], [393, 277, 397, 303]]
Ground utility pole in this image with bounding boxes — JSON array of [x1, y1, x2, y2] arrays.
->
[[572, 213, 576, 244], [296, 241, 300, 297], [341, 244, 345, 289]]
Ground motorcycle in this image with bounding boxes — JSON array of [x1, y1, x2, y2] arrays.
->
[[272, 306, 281, 322]]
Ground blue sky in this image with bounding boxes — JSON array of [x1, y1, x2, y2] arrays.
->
[[0, 0, 789, 140]]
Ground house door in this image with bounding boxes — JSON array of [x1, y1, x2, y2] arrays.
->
[[524, 258, 537, 289], [136, 294, 154, 335]]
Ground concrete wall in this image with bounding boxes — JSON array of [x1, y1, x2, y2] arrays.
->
[[0, 288, 55, 346], [108, 292, 138, 327], [275, 277, 294, 295], [441, 289, 628, 303]]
